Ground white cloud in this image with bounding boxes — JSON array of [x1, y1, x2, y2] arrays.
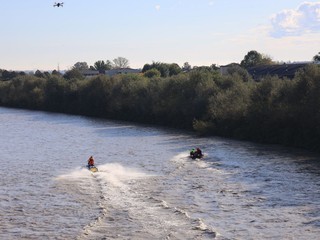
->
[[222, 24, 320, 63], [155, 5, 160, 11], [270, 2, 320, 38]]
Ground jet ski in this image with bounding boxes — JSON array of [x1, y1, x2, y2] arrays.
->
[[190, 148, 203, 159], [190, 152, 203, 159], [87, 165, 98, 172]]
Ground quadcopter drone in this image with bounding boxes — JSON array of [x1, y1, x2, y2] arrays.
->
[[53, 2, 64, 7]]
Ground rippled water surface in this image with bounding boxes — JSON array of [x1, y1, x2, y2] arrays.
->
[[1, 107, 320, 239]]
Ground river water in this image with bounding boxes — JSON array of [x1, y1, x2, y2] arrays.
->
[[1, 107, 320, 240]]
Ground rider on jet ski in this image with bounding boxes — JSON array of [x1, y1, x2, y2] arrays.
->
[[87, 156, 95, 168], [190, 148, 203, 159]]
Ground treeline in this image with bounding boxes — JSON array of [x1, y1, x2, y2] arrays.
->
[[0, 64, 320, 152]]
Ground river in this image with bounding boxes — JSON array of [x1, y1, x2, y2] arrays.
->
[[0, 107, 320, 240]]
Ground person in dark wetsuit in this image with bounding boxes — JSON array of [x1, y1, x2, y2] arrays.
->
[[195, 148, 202, 157]]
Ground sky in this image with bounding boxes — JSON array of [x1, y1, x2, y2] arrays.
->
[[0, 0, 319, 71]]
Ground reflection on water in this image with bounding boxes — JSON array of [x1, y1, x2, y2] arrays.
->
[[0, 107, 320, 239]]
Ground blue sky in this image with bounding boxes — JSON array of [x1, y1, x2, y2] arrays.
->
[[1, 0, 319, 70]]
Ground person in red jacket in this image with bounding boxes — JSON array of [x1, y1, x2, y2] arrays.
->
[[87, 156, 95, 168]]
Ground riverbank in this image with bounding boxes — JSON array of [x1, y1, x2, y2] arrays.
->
[[0, 65, 320, 153]]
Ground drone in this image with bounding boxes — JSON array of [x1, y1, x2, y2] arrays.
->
[[53, 2, 64, 7]]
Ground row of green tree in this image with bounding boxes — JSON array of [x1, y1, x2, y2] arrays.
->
[[74, 56, 130, 71], [69, 50, 320, 72], [0, 61, 320, 152], [2, 50, 319, 82]]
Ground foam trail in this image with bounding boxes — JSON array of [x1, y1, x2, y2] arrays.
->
[[168, 153, 190, 173], [170, 152, 189, 163], [74, 163, 153, 239], [55, 167, 93, 180], [97, 163, 149, 178], [95, 163, 151, 186]]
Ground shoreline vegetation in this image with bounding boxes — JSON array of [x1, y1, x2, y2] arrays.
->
[[0, 63, 320, 153]]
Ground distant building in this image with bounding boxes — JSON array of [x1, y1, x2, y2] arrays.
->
[[80, 68, 141, 78], [81, 70, 100, 78], [220, 63, 311, 81], [247, 63, 310, 81], [219, 63, 240, 75], [105, 68, 141, 77]]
